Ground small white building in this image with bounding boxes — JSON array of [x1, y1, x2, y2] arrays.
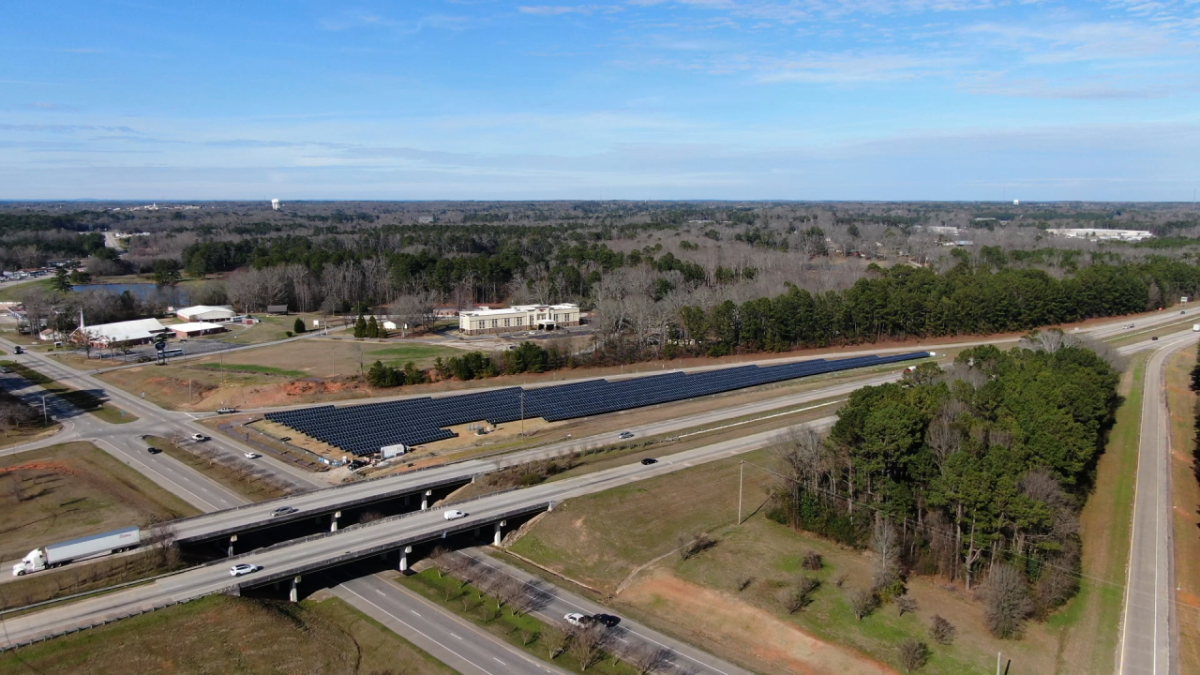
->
[[74, 318, 169, 348], [171, 322, 228, 338], [176, 305, 236, 322], [458, 303, 580, 336]]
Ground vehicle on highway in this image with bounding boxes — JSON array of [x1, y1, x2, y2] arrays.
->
[[244, 452, 260, 459], [1152, 336, 1159, 341], [272, 506, 299, 517], [13, 527, 140, 576], [591, 613, 620, 628], [12, 346, 22, 354], [146, 446, 162, 455], [191, 433, 209, 441], [443, 510, 468, 520], [641, 458, 658, 465], [216, 407, 238, 414], [618, 431, 634, 439], [564, 613, 593, 627], [229, 563, 260, 577]]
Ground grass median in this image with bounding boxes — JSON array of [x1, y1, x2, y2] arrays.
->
[[145, 434, 291, 502], [0, 360, 137, 424]]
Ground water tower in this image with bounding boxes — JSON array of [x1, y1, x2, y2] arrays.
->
[[271, 199, 281, 211]]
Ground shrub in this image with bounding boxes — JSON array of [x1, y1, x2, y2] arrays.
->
[[896, 595, 917, 616], [849, 588, 877, 621], [898, 639, 929, 672], [929, 615, 956, 645], [802, 550, 823, 571]]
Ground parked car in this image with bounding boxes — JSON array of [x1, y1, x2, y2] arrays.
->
[[0, 366, 10, 373], [190, 433, 209, 441], [146, 446, 162, 455], [591, 614, 621, 628], [244, 452, 260, 459], [272, 506, 299, 517], [564, 613, 593, 627], [640, 458, 658, 465], [443, 510, 467, 520], [229, 563, 260, 577]]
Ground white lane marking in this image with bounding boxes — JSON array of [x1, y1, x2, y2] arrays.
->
[[451, 633, 463, 640], [410, 609, 421, 617], [493, 658, 506, 665], [339, 586, 498, 675]]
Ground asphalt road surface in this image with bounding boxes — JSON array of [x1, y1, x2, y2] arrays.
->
[[1118, 331, 1192, 675]]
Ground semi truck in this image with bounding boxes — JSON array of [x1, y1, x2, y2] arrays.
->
[[12, 527, 141, 576]]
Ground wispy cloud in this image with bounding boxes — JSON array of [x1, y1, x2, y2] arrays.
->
[[519, 5, 623, 16], [0, 124, 140, 134], [17, 102, 81, 112]]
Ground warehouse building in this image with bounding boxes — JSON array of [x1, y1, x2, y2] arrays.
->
[[458, 303, 580, 336], [73, 318, 169, 348], [176, 305, 236, 322]]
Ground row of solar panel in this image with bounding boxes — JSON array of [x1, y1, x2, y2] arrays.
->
[[266, 352, 928, 457]]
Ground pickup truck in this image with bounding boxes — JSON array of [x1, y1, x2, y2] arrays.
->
[[216, 407, 238, 414]]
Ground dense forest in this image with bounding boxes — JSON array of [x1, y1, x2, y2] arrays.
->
[[769, 335, 1122, 638]]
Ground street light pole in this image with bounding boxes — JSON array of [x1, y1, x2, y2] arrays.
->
[[41, 395, 48, 426]]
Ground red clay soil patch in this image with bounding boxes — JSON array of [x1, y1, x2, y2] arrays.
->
[[0, 460, 80, 476], [619, 568, 897, 675]]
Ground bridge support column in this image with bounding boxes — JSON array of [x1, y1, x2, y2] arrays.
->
[[421, 490, 432, 511], [493, 520, 506, 546], [399, 545, 413, 572], [330, 510, 341, 532], [404, 494, 410, 506], [289, 576, 301, 603], [227, 534, 237, 557]]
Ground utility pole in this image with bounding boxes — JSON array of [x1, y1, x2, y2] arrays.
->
[[737, 461, 744, 525]]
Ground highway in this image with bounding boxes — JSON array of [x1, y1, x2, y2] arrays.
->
[[460, 549, 754, 675], [1118, 331, 1191, 675]]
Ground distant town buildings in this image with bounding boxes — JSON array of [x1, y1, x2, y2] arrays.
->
[[458, 303, 580, 335], [1046, 228, 1153, 242]]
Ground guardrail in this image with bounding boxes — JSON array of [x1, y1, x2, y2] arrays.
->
[[0, 592, 212, 653]]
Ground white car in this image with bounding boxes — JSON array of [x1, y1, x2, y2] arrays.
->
[[564, 612, 592, 627], [443, 510, 467, 520], [244, 452, 259, 459], [230, 563, 260, 577], [191, 433, 209, 442]]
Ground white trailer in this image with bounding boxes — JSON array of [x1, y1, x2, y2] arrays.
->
[[12, 527, 141, 576], [1193, 323, 1199, 332], [380, 443, 408, 459]]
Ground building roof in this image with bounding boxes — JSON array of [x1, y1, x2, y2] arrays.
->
[[460, 303, 578, 317], [177, 305, 235, 318], [172, 321, 225, 334], [80, 318, 166, 343]]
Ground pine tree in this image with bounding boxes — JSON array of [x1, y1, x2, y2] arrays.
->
[[354, 315, 367, 338], [293, 317, 306, 334], [367, 316, 380, 338]]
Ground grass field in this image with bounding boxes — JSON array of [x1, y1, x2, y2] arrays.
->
[[0, 441, 198, 563], [1049, 353, 1145, 674], [1164, 346, 1200, 674], [0, 360, 137, 424], [399, 569, 639, 675], [146, 435, 289, 502], [219, 313, 328, 345], [194, 362, 309, 378], [0, 594, 458, 675], [0, 278, 52, 302]]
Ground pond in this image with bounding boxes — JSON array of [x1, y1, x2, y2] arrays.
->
[[71, 283, 191, 304]]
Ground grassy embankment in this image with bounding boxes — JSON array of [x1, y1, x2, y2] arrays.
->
[[508, 364, 1151, 675], [145, 435, 289, 502], [399, 568, 639, 675], [1048, 352, 1146, 673], [0, 594, 457, 675], [0, 389, 60, 450], [1164, 346, 1200, 674], [0, 360, 136, 424], [0, 441, 197, 610]]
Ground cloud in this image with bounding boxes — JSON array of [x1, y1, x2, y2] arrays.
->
[[0, 124, 140, 134], [519, 5, 623, 15], [18, 102, 81, 112], [755, 53, 954, 83]]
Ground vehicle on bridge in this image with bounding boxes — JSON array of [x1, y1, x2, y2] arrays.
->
[[12, 527, 141, 576], [443, 510, 468, 520], [230, 563, 260, 577]]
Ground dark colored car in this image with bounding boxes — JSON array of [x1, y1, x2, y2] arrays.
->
[[640, 458, 658, 465], [591, 613, 621, 628], [272, 506, 299, 517], [146, 446, 162, 454], [1152, 336, 1159, 341]]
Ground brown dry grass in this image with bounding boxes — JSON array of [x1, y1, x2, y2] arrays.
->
[[1165, 345, 1200, 674], [0, 594, 457, 675], [0, 441, 198, 562]]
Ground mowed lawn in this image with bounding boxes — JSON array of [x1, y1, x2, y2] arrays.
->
[[1165, 346, 1200, 675], [0, 594, 457, 675], [0, 441, 198, 561], [185, 338, 464, 379]]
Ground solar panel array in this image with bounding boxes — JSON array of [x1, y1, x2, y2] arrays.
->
[[265, 351, 929, 457]]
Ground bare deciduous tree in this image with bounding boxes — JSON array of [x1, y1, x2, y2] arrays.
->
[[929, 615, 956, 645], [984, 564, 1034, 639], [849, 588, 877, 621]]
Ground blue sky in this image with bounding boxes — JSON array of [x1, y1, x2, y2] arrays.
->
[[2, 0, 1198, 200]]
